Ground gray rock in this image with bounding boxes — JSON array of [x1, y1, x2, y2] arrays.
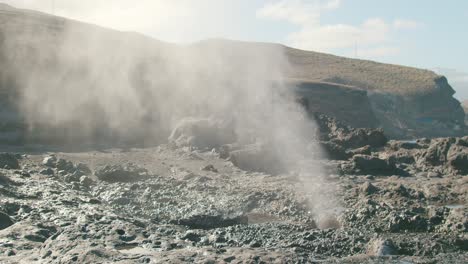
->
[[0, 211, 14, 230], [0, 153, 20, 169], [427, 171, 441, 178], [79, 176, 94, 187], [42, 155, 58, 167], [0, 172, 13, 185], [320, 141, 350, 160], [63, 174, 80, 183], [200, 164, 218, 173], [421, 138, 455, 166], [352, 155, 397, 175], [56, 158, 75, 172], [95, 164, 148, 183], [76, 163, 92, 175], [40, 168, 55, 176], [367, 238, 396, 256], [361, 182, 379, 195], [447, 145, 468, 174], [314, 114, 388, 149]]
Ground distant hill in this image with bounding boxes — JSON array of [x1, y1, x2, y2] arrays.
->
[[0, 3, 465, 143]]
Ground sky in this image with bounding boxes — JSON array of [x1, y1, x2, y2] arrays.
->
[[3, 0, 468, 100]]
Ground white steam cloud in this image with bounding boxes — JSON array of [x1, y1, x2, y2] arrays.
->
[[0, 3, 338, 225]]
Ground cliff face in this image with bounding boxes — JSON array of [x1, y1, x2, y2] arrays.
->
[[462, 100, 468, 126], [284, 47, 466, 138], [0, 4, 465, 145], [293, 81, 379, 128], [368, 77, 465, 138]]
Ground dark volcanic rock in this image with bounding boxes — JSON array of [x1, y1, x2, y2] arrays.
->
[[447, 145, 468, 174], [0, 212, 14, 230], [40, 168, 54, 176], [320, 141, 350, 160], [314, 114, 388, 149], [421, 138, 455, 166], [42, 155, 57, 167], [361, 182, 379, 195], [367, 238, 397, 256], [415, 137, 468, 175], [95, 164, 148, 182], [172, 214, 248, 229], [0, 172, 13, 185], [0, 153, 20, 169], [56, 158, 75, 172], [352, 155, 397, 175]]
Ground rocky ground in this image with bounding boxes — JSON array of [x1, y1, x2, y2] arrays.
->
[[0, 116, 467, 263]]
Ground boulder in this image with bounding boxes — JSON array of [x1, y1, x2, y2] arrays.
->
[[42, 155, 58, 167], [352, 155, 396, 176], [56, 158, 75, 172], [447, 145, 468, 175], [367, 238, 397, 256], [384, 151, 415, 165], [200, 164, 218, 173], [95, 164, 148, 183], [361, 182, 379, 195], [0, 153, 20, 169], [0, 172, 13, 185], [0, 211, 14, 230], [320, 141, 350, 160], [76, 163, 92, 175], [79, 176, 94, 187], [421, 138, 455, 166], [332, 128, 387, 149], [314, 114, 388, 149]]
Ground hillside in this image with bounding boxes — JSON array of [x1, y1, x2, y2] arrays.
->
[[0, 3, 466, 143]]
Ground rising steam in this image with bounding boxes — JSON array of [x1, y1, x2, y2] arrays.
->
[[1, 10, 338, 225]]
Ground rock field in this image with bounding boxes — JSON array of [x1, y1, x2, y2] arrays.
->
[[0, 116, 466, 263]]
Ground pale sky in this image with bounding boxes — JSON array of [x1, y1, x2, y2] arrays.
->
[[3, 0, 468, 100]]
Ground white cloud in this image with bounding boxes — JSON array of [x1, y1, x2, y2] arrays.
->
[[393, 19, 423, 30], [323, 0, 341, 10], [256, 0, 322, 25], [257, 0, 421, 58]]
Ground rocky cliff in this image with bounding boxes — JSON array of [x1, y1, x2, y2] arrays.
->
[[0, 3, 465, 145], [285, 47, 466, 138], [462, 100, 468, 125]]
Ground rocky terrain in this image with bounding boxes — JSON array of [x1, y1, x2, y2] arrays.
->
[[0, 3, 467, 263], [0, 115, 467, 263]]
